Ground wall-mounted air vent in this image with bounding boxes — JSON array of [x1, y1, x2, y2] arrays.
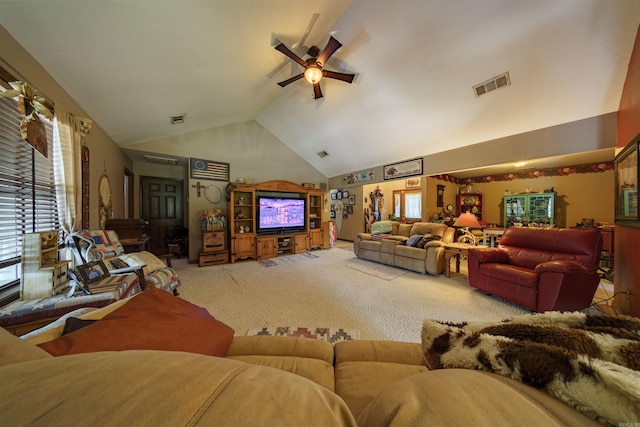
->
[[170, 114, 185, 124], [144, 154, 179, 166], [473, 72, 510, 97], [317, 150, 329, 158]]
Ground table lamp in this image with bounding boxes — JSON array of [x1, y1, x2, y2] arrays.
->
[[453, 212, 481, 245]]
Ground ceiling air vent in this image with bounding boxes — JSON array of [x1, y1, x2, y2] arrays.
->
[[473, 72, 510, 97], [317, 150, 329, 158], [170, 114, 185, 124], [144, 154, 179, 166]]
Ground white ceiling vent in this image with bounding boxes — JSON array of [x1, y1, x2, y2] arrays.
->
[[170, 114, 185, 124], [317, 150, 329, 158], [474, 72, 510, 97], [144, 154, 179, 166]]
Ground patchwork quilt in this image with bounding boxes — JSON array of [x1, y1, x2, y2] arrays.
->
[[421, 311, 640, 426]]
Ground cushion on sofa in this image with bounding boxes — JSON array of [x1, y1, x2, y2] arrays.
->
[[415, 233, 441, 248], [421, 314, 640, 426], [406, 234, 422, 247], [0, 327, 53, 367], [357, 369, 600, 427], [370, 220, 393, 235], [396, 223, 413, 237], [37, 285, 235, 357], [0, 350, 357, 426]]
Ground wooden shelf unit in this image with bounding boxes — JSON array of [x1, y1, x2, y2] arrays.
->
[[227, 180, 323, 263], [228, 184, 256, 263], [457, 192, 484, 221], [20, 231, 71, 300]]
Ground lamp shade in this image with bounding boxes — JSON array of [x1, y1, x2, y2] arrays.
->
[[453, 212, 481, 228], [304, 65, 323, 84]]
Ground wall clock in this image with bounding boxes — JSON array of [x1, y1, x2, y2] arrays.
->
[[446, 204, 454, 213]]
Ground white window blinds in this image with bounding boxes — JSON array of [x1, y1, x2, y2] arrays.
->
[[0, 96, 58, 292]]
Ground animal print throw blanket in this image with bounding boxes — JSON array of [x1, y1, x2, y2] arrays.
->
[[421, 311, 640, 426]]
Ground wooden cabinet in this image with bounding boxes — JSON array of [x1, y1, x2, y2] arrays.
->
[[457, 192, 483, 221], [227, 180, 324, 262], [503, 193, 555, 227], [294, 233, 309, 253], [199, 231, 228, 267], [20, 231, 71, 300], [309, 229, 323, 249], [256, 235, 277, 260], [228, 184, 256, 263], [232, 234, 255, 263]]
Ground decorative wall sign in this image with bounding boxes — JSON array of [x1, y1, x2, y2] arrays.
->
[[190, 158, 230, 181], [343, 169, 375, 185], [405, 177, 421, 188], [384, 158, 423, 180]]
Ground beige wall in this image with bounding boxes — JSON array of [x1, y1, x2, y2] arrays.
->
[[1, 26, 132, 230], [127, 121, 328, 259], [467, 170, 613, 228]]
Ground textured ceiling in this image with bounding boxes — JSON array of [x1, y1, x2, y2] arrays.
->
[[1, 0, 639, 178]]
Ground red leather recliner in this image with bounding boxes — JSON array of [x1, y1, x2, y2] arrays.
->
[[467, 227, 603, 312]]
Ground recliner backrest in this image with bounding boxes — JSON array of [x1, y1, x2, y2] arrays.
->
[[498, 227, 603, 270]]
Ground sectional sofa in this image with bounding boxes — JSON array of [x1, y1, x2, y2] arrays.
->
[[2, 285, 626, 425], [353, 221, 455, 275]]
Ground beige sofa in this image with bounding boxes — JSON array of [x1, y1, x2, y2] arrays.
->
[[353, 221, 455, 275], [0, 292, 604, 426]]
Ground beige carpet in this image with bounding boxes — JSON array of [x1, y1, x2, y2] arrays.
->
[[174, 247, 530, 343]]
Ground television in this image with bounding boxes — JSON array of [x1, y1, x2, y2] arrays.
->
[[256, 196, 306, 235]]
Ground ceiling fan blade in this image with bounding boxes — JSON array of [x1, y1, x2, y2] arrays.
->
[[275, 43, 307, 68], [295, 13, 319, 49], [323, 70, 355, 84], [313, 83, 323, 99], [277, 73, 304, 87], [317, 36, 342, 66]]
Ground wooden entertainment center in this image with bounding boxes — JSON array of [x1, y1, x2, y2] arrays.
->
[[227, 180, 324, 264]]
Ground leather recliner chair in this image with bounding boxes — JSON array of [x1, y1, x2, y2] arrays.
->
[[467, 227, 603, 312]]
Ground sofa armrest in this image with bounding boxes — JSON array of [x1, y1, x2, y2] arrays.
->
[[535, 261, 598, 275], [154, 253, 173, 268], [468, 247, 510, 264]]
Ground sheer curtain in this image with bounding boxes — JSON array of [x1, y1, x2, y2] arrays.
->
[[52, 104, 92, 235]]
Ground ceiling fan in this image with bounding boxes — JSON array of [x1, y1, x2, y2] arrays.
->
[[274, 36, 356, 99]]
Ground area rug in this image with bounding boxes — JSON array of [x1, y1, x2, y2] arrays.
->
[[246, 326, 360, 344], [259, 252, 318, 267], [345, 258, 406, 280]]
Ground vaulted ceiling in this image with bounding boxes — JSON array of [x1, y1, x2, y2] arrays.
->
[[1, 0, 639, 178]]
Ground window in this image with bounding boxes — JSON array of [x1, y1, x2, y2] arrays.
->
[[0, 96, 58, 304], [393, 189, 422, 223]]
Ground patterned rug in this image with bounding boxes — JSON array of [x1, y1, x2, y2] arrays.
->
[[345, 258, 407, 280], [259, 252, 319, 267], [246, 327, 360, 344]]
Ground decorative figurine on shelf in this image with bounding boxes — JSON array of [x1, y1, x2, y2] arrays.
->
[[238, 196, 244, 204]]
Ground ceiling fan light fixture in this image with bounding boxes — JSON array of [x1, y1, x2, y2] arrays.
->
[[304, 65, 323, 84]]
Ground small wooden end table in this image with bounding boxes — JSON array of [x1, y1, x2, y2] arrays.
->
[[443, 243, 474, 277], [482, 228, 506, 247]]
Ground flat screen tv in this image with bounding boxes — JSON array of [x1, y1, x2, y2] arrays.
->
[[256, 196, 306, 235]]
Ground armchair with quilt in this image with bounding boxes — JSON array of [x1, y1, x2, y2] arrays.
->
[[67, 230, 181, 296], [467, 227, 602, 312]]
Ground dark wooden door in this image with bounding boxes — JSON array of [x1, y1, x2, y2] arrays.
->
[[141, 176, 183, 255]]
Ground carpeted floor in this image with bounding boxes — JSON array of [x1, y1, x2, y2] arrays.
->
[[174, 246, 531, 343]]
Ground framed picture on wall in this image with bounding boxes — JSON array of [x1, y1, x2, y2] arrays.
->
[[331, 210, 336, 218], [347, 205, 353, 214], [331, 193, 337, 200], [348, 195, 355, 205], [342, 191, 349, 198]]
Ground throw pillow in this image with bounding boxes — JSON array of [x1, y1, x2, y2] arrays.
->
[[119, 251, 167, 275], [370, 220, 393, 235], [406, 234, 423, 247], [38, 285, 235, 357], [415, 233, 441, 248], [61, 318, 97, 336], [421, 314, 640, 425]]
